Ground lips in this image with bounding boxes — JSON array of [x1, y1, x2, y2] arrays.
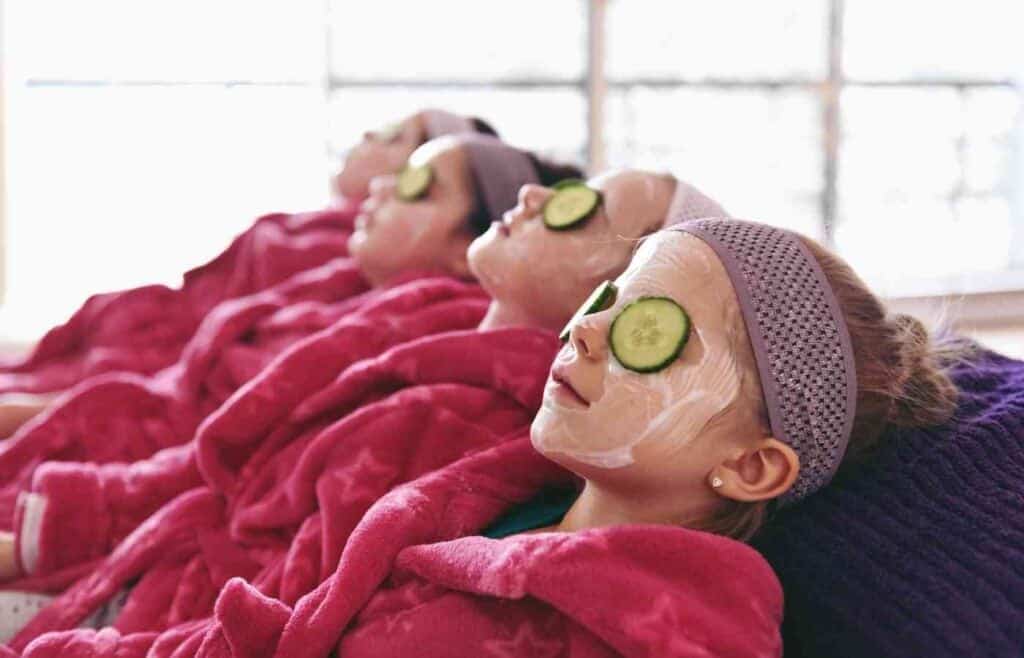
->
[[551, 367, 589, 408], [355, 210, 375, 233]]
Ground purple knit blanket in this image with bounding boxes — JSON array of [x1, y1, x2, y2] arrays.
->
[[756, 347, 1024, 657]]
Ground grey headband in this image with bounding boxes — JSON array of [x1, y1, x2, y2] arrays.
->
[[671, 219, 858, 503], [461, 135, 540, 232]]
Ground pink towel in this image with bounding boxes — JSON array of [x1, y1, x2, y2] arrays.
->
[[11, 438, 781, 658], [1, 277, 490, 577], [0, 202, 359, 395]]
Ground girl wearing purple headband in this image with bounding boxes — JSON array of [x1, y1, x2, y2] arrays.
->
[[324, 220, 959, 657], [537, 222, 957, 540]]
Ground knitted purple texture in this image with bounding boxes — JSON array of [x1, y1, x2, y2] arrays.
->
[[756, 348, 1024, 658], [422, 109, 474, 139], [672, 219, 857, 502], [461, 135, 539, 227]]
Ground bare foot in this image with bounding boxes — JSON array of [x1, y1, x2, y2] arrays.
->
[[0, 532, 20, 581], [0, 393, 57, 439]]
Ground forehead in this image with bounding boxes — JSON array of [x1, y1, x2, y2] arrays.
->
[[587, 170, 663, 238], [617, 232, 734, 303], [409, 139, 472, 188]]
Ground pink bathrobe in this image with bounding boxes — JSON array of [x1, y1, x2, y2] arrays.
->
[[3, 325, 562, 654], [0, 202, 359, 395], [2, 276, 490, 578], [6, 437, 782, 658]]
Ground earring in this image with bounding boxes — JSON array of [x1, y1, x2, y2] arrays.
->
[[711, 476, 724, 489]]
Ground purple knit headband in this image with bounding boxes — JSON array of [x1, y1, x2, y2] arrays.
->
[[423, 109, 475, 139], [461, 135, 539, 229], [671, 219, 858, 503]]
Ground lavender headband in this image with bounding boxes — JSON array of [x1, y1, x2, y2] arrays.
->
[[671, 219, 858, 503], [423, 109, 475, 139], [461, 135, 539, 232]]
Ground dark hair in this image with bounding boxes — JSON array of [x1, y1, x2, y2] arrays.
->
[[465, 153, 585, 236], [527, 153, 585, 187], [471, 117, 500, 138]]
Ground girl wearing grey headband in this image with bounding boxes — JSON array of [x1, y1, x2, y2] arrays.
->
[[349, 134, 580, 287], [333, 109, 499, 202], [537, 219, 958, 541]]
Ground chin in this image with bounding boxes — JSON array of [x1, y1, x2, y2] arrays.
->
[[347, 231, 366, 260], [467, 236, 507, 294]]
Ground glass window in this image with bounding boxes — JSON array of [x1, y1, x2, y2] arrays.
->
[[329, 0, 585, 82], [2, 3, 328, 341], [845, 0, 1024, 80], [607, 0, 828, 80], [607, 87, 823, 238], [328, 87, 587, 165]]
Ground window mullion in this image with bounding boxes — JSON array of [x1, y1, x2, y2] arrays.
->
[[821, 0, 845, 245], [586, 0, 608, 171]]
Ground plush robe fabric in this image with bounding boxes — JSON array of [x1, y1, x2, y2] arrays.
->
[[2, 277, 490, 576], [7, 437, 782, 658], [3, 326, 561, 655]]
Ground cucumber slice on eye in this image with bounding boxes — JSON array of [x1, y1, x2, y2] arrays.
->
[[559, 280, 619, 342], [542, 183, 601, 231], [397, 164, 433, 201], [609, 297, 691, 373], [552, 178, 586, 190], [375, 122, 402, 142]]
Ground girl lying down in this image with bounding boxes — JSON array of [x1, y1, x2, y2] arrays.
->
[[1, 219, 957, 657], [0, 133, 582, 579], [0, 167, 725, 643], [0, 109, 492, 435]]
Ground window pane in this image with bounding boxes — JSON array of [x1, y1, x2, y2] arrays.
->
[[607, 0, 828, 80], [845, 0, 1024, 80], [606, 88, 822, 237], [836, 196, 1013, 295], [5, 0, 324, 83], [836, 87, 1022, 294], [839, 88, 962, 199], [3, 85, 330, 340], [328, 87, 587, 166], [329, 1, 585, 81]]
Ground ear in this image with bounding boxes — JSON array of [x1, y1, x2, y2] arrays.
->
[[442, 229, 476, 280], [711, 438, 800, 503]]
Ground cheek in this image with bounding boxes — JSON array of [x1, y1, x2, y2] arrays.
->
[[532, 331, 744, 470]]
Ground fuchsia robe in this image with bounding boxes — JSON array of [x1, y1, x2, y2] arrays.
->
[[2, 277, 490, 577], [0, 203, 359, 395], [6, 437, 782, 658], [4, 326, 564, 654]]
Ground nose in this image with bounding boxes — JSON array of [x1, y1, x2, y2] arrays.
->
[[368, 173, 397, 200], [518, 184, 551, 215], [569, 313, 609, 362]]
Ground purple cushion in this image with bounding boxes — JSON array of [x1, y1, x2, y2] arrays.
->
[[756, 347, 1024, 658]]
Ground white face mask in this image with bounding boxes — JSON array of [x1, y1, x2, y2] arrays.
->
[[530, 232, 747, 469]]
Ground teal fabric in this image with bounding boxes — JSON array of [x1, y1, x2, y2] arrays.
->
[[482, 487, 577, 539]]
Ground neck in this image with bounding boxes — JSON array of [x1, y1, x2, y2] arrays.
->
[[478, 300, 554, 332], [555, 479, 718, 533]]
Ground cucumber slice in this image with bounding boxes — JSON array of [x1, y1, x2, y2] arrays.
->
[[543, 183, 601, 231], [375, 122, 402, 142], [609, 297, 690, 373], [397, 163, 433, 201], [559, 280, 618, 342], [552, 178, 586, 191]]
